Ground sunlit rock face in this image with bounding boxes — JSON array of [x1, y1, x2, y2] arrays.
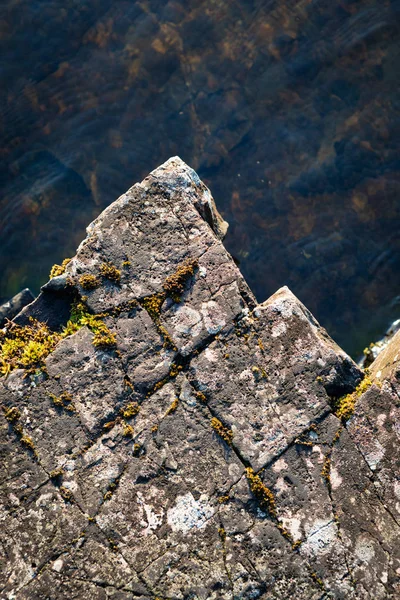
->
[[1, 0, 400, 356], [1, 159, 399, 599]]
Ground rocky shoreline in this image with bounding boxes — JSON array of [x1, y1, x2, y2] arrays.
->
[[1, 158, 399, 599]]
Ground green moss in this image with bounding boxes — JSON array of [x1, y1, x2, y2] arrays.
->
[[332, 376, 373, 422], [211, 417, 233, 445], [0, 319, 63, 376], [162, 258, 198, 302], [79, 274, 100, 290], [0, 301, 118, 378], [100, 262, 121, 284], [49, 258, 71, 279]]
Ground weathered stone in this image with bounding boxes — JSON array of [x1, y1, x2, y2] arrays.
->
[[0, 288, 35, 327], [0, 158, 398, 599]]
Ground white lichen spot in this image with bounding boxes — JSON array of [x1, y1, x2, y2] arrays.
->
[[355, 536, 375, 563], [272, 457, 288, 472], [282, 516, 302, 541], [170, 306, 203, 338], [204, 347, 219, 363], [271, 321, 287, 338], [136, 491, 164, 536], [201, 300, 226, 334], [301, 519, 337, 556], [167, 493, 214, 533], [365, 439, 385, 471], [330, 466, 343, 490]]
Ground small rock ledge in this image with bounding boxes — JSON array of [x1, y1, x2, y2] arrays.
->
[[1, 158, 399, 599]]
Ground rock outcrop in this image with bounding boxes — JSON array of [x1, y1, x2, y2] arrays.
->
[[1, 158, 399, 599]]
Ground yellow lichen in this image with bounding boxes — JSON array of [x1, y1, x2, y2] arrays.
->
[[245, 467, 277, 518], [211, 417, 233, 445], [141, 293, 166, 320], [20, 435, 36, 453], [121, 402, 140, 419], [59, 486, 74, 502], [333, 376, 373, 421], [49, 258, 71, 279], [4, 406, 20, 422], [151, 424, 159, 433], [79, 274, 100, 290], [163, 258, 198, 302], [48, 391, 73, 409], [122, 424, 134, 438], [195, 391, 207, 403], [165, 397, 179, 415], [100, 262, 121, 283]]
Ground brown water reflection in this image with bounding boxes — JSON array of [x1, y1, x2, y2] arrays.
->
[[1, 0, 400, 357]]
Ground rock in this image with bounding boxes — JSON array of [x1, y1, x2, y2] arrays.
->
[[360, 318, 400, 369], [0, 288, 35, 327], [0, 158, 398, 599]]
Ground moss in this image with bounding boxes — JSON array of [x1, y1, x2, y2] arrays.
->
[[122, 423, 134, 438], [133, 443, 141, 456], [333, 376, 373, 422], [20, 434, 36, 453], [0, 319, 63, 376], [49, 258, 71, 279], [108, 538, 119, 552], [163, 258, 198, 302], [48, 391, 73, 409], [50, 468, 64, 480], [169, 363, 182, 378], [321, 456, 331, 483], [141, 293, 166, 320], [0, 301, 118, 378], [257, 338, 265, 351], [218, 495, 230, 504], [165, 397, 179, 415], [79, 274, 100, 290], [218, 526, 226, 542], [103, 420, 116, 430], [151, 424, 159, 433], [141, 294, 177, 349], [211, 417, 233, 446], [245, 467, 277, 518], [4, 406, 21, 422], [195, 391, 207, 403], [69, 302, 117, 350], [100, 262, 121, 284], [59, 486, 74, 502], [121, 402, 140, 419], [103, 490, 113, 501]]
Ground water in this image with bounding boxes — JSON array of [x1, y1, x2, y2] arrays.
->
[[1, 0, 400, 358]]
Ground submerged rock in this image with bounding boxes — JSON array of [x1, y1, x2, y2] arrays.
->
[[0, 158, 399, 599]]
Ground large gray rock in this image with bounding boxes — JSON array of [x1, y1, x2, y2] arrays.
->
[[0, 158, 398, 599]]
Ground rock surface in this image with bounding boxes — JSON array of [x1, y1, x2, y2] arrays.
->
[[0, 158, 399, 599]]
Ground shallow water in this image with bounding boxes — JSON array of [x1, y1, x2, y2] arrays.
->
[[1, 0, 400, 357]]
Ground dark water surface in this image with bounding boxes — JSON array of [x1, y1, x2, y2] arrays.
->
[[1, 0, 400, 357]]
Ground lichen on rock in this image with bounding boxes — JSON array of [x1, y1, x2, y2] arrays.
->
[[0, 157, 399, 600]]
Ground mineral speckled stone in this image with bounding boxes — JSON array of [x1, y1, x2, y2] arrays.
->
[[0, 158, 399, 599]]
